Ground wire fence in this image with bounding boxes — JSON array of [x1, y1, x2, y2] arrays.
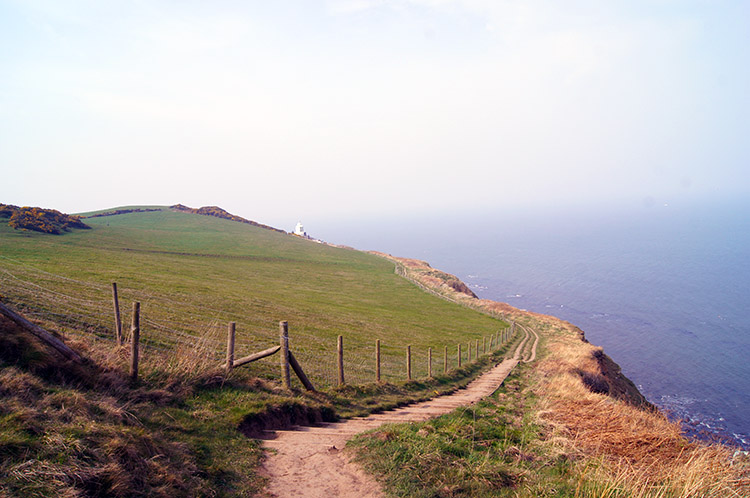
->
[[0, 255, 512, 389]]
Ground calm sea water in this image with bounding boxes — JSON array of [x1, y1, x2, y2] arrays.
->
[[315, 199, 750, 449]]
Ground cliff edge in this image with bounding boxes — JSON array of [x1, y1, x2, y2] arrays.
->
[[373, 252, 650, 408]]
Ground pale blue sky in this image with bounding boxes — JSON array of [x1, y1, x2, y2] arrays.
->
[[1, 0, 748, 229]]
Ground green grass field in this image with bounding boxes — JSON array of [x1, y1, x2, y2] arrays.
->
[[0, 206, 505, 386]]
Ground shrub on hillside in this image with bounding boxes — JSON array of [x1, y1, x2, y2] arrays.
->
[[0, 204, 90, 234]]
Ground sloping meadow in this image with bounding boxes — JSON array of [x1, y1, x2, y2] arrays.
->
[[0, 206, 505, 387]]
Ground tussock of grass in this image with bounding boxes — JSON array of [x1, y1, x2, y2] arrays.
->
[[0, 318, 210, 498]]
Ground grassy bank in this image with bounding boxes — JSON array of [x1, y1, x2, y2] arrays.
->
[[0, 307, 512, 497]]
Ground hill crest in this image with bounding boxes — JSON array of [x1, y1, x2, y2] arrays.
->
[[170, 204, 285, 233]]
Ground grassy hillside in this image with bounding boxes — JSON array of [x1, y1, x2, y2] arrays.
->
[[0, 206, 505, 385], [0, 204, 515, 497]]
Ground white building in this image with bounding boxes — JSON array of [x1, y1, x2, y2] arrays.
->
[[294, 221, 306, 236]]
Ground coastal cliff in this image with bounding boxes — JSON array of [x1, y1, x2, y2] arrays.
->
[[373, 252, 649, 408]]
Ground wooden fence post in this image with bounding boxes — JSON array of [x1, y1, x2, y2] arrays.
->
[[226, 322, 235, 372], [337, 335, 345, 386], [406, 345, 412, 380], [483, 336, 486, 354], [468, 342, 471, 362], [428, 347, 432, 378], [130, 302, 140, 382], [0, 302, 83, 363], [475, 339, 479, 359], [458, 344, 462, 367], [375, 339, 381, 383], [112, 283, 123, 345], [288, 350, 315, 391], [227, 345, 280, 369], [444, 345, 448, 373], [280, 321, 291, 389]]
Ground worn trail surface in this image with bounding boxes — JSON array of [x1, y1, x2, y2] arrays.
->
[[521, 324, 539, 363], [261, 329, 537, 498]]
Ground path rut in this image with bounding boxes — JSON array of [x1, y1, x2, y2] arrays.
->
[[260, 328, 538, 497], [520, 324, 539, 363]]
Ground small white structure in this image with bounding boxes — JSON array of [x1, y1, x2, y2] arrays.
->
[[294, 221, 306, 236]]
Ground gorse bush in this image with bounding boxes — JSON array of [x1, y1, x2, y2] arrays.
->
[[0, 204, 89, 234]]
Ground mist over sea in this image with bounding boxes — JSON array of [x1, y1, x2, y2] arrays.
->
[[315, 198, 750, 449]]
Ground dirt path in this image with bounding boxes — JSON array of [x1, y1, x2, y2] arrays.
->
[[520, 324, 539, 363], [260, 329, 538, 497]]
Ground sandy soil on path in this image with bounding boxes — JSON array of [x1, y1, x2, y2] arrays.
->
[[260, 331, 536, 497]]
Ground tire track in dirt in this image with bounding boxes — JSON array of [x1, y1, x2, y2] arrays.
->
[[514, 324, 530, 361], [260, 329, 539, 498], [519, 324, 539, 363]]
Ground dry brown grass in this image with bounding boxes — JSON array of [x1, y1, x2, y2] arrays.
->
[[0, 315, 209, 497], [53, 316, 227, 389], [532, 318, 750, 497], [140, 322, 225, 382], [371, 253, 479, 300]]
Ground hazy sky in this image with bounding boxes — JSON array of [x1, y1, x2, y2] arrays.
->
[[1, 0, 748, 229]]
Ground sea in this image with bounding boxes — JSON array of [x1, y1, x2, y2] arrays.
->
[[314, 197, 750, 450]]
